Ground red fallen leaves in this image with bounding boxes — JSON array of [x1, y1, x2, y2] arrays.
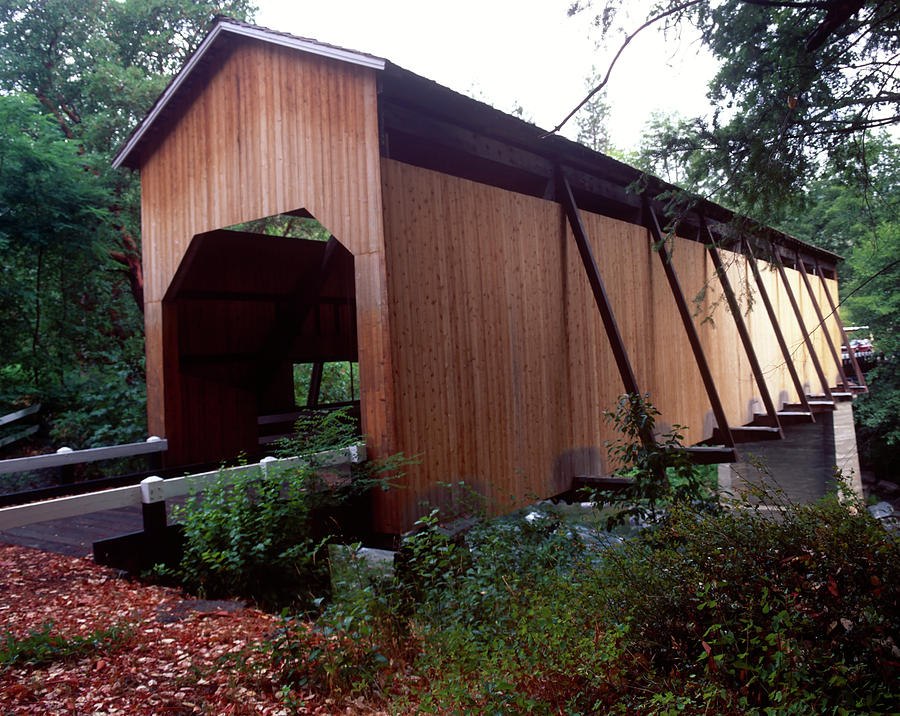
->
[[0, 544, 391, 715]]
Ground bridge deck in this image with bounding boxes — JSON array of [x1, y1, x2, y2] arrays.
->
[[0, 503, 184, 558]]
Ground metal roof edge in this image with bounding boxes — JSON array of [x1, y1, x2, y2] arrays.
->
[[220, 22, 385, 70], [112, 18, 385, 169]]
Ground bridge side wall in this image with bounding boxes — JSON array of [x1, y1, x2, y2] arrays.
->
[[379, 159, 843, 532]]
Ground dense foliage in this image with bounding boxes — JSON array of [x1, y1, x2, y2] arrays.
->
[[0, 0, 256, 448], [571, 0, 899, 219], [0, 93, 146, 446], [253, 399, 900, 711], [779, 135, 900, 477], [261, 489, 900, 713], [164, 409, 399, 612]]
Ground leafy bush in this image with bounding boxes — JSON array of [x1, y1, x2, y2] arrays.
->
[[273, 406, 359, 456], [597, 493, 900, 713], [167, 461, 333, 612], [166, 408, 403, 612], [256, 398, 900, 712], [261, 486, 900, 712], [596, 392, 716, 528]]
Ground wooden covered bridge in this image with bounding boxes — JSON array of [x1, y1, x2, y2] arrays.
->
[[112, 18, 862, 536]]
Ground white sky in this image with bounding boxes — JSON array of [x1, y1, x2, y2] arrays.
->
[[255, 0, 717, 152]]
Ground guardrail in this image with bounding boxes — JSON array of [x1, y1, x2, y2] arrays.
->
[[0, 404, 41, 450], [0, 436, 167, 476], [0, 443, 366, 531]]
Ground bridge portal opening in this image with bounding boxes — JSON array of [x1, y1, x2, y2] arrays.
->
[[161, 210, 359, 464]]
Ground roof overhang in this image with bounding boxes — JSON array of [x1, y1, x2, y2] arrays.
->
[[113, 17, 841, 268], [111, 17, 385, 169]]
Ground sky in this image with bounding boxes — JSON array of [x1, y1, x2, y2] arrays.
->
[[254, 0, 718, 152]]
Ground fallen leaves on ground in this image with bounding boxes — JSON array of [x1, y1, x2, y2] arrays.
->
[[0, 544, 390, 714]]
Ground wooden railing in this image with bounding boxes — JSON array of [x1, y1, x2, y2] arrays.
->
[[0, 436, 167, 476], [0, 404, 41, 450], [0, 443, 366, 531]]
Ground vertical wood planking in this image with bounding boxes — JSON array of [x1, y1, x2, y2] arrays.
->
[[139, 37, 395, 467], [380, 160, 835, 531]]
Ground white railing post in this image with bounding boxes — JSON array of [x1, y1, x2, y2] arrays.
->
[[146, 435, 163, 470], [259, 455, 278, 479], [56, 446, 74, 484], [140, 475, 167, 533]]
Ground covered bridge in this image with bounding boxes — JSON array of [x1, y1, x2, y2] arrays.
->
[[113, 18, 861, 535]]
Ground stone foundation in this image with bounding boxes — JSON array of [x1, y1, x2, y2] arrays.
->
[[718, 399, 862, 502]]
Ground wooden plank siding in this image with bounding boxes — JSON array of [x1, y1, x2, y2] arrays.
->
[[131, 26, 844, 533], [138, 37, 395, 464], [378, 160, 842, 532]]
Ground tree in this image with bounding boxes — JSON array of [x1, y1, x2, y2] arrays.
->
[[0, 94, 147, 448], [0, 0, 256, 448], [0, 94, 112, 385], [575, 68, 611, 153], [564, 1, 899, 222], [564, 2, 900, 479], [0, 0, 257, 313]]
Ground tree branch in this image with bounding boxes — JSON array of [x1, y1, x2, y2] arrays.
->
[[543, 0, 704, 137], [740, 0, 828, 8]]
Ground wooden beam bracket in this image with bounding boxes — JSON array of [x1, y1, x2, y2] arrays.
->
[[645, 204, 735, 448], [772, 248, 833, 400], [556, 166, 658, 456], [557, 169, 642, 398], [795, 251, 849, 390], [814, 260, 868, 392], [704, 222, 782, 437], [744, 240, 816, 418]]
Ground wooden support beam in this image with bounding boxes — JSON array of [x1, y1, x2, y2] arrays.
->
[[683, 446, 738, 465], [815, 261, 868, 392], [705, 225, 782, 435], [307, 362, 324, 408], [794, 252, 849, 389], [783, 399, 835, 413], [556, 168, 658, 456], [557, 169, 642, 399], [772, 251, 833, 400], [710, 426, 781, 444], [646, 206, 734, 448], [743, 240, 815, 419]]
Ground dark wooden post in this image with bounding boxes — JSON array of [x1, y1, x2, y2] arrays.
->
[[704, 225, 781, 434], [56, 447, 75, 485], [646, 206, 734, 448], [794, 251, 849, 390], [556, 168, 659, 458], [140, 476, 167, 534], [557, 170, 643, 399], [307, 362, 324, 408]]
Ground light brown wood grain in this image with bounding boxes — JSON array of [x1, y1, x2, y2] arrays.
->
[[138, 37, 394, 465], [378, 160, 843, 532]]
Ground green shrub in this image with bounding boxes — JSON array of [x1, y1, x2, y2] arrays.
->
[[597, 493, 900, 712], [596, 393, 716, 528], [167, 408, 404, 612], [257, 398, 900, 712], [273, 405, 359, 456], [168, 461, 333, 612]]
